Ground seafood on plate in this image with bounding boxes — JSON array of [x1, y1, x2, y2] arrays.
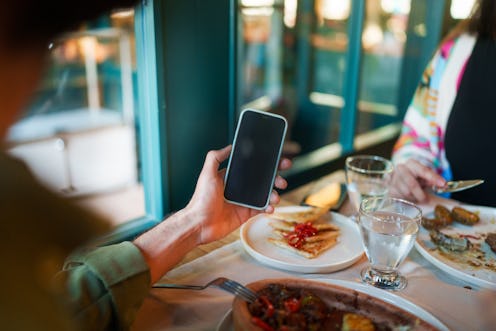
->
[[429, 230, 471, 252], [422, 205, 479, 230], [427, 230, 496, 273], [452, 206, 480, 225], [485, 233, 496, 253]]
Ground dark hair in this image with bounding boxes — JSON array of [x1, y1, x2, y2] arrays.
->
[[468, 0, 496, 38], [1, 0, 138, 49]]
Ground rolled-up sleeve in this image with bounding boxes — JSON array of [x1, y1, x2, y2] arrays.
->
[[61, 241, 150, 331]]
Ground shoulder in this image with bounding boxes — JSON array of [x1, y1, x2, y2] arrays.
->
[[439, 33, 477, 60]]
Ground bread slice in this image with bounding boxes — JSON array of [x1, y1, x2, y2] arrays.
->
[[267, 217, 341, 258], [268, 237, 338, 259], [269, 207, 329, 223], [304, 182, 342, 208]]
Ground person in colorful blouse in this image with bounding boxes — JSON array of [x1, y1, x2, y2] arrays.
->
[[390, 0, 496, 206], [0, 0, 291, 330]]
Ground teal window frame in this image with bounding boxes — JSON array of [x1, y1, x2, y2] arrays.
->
[[99, 0, 237, 244]]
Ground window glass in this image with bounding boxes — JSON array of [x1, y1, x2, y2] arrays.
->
[[297, 0, 351, 153], [239, 0, 354, 156], [356, 0, 410, 135], [237, 0, 447, 175], [311, 0, 350, 97], [239, 0, 301, 157], [5, 9, 144, 227]]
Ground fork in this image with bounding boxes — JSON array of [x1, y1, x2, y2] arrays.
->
[[152, 277, 258, 303]]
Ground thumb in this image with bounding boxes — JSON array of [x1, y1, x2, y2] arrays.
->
[[202, 145, 232, 174]]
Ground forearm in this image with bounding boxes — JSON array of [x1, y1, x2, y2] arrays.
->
[[133, 207, 201, 284]]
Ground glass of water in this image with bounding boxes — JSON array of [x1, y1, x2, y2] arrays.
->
[[345, 155, 393, 219], [358, 197, 422, 291]]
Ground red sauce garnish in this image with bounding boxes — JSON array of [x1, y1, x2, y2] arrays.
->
[[251, 316, 274, 331], [284, 297, 301, 313], [283, 222, 318, 248], [259, 295, 274, 318], [460, 234, 480, 240]]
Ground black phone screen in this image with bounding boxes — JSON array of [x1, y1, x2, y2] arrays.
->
[[224, 109, 287, 209]]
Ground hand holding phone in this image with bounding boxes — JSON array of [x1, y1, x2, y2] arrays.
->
[[224, 109, 287, 210]]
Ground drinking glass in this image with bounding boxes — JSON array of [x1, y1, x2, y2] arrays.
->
[[345, 155, 393, 218], [358, 197, 422, 291]]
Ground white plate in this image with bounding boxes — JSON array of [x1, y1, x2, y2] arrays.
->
[[240, 206, 363, 273], [415, 204, 496, 289], [216, 279, 449, 331]]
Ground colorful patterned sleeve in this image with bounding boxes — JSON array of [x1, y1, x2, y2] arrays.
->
[[392, 40, 453, 177]]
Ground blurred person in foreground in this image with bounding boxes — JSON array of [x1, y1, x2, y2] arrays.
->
[[390, 0, 496, 206], [0, 1, 291, 330]]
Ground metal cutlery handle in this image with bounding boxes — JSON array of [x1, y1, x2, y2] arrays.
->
[[153, 283, 206, 290], [152, 277, 258, 303]]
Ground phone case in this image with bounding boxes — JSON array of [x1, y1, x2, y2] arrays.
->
[[224, 108, 287, 210]]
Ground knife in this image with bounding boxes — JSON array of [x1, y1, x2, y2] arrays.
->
[[432, 179, 484, 194]]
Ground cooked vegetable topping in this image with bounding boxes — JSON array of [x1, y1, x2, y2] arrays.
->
[[248, 283, 387, 331]]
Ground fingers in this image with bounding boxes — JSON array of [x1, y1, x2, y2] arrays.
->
[[274, 175, 287, 190], [399, 169, 427, 202], [279, 158, 292, 171], [264, 205, 275, 214], [406, 160, 445, 187], [269, 190, 280, 205], [391, 160, 443, 203], [263, 191, 280, 214]]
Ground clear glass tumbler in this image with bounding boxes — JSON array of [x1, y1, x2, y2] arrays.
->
[[358, 197, 422, 291], [345, 155, 394, 219]]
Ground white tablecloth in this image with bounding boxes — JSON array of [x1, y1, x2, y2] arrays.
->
[[131, 238, 495, 331]]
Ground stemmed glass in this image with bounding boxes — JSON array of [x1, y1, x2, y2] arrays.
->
[[358, 197, 422, 291], [345, 155, 394, 220]]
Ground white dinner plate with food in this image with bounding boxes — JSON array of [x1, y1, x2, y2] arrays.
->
[[415, 204, 496, 289], [240, 206, 364, 273], [216, 278, 449, 331]]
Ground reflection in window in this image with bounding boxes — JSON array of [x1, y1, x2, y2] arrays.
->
[[317, 0, 351, 22], [238, 0, 445, 166], [356, 0, 411, 135], [240, 3, 273, 103], [239, 0, 301, 157], [450, 0, 476, 20], [291, 0, 351, 154], [5, 9, 144, 226]]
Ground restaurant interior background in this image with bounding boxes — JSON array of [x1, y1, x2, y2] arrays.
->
[[5, 0, 475, 243]]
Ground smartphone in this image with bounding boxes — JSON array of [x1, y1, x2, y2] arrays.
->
[[224, 109, 287, 209]]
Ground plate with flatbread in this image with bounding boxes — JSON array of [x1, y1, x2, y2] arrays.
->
[[240, 205, 364, 273]]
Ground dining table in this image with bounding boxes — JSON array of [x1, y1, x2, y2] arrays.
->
[[131, 171, 496, 331]]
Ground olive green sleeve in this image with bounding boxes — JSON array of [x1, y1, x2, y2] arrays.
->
[[62, 241, 150, 331]]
